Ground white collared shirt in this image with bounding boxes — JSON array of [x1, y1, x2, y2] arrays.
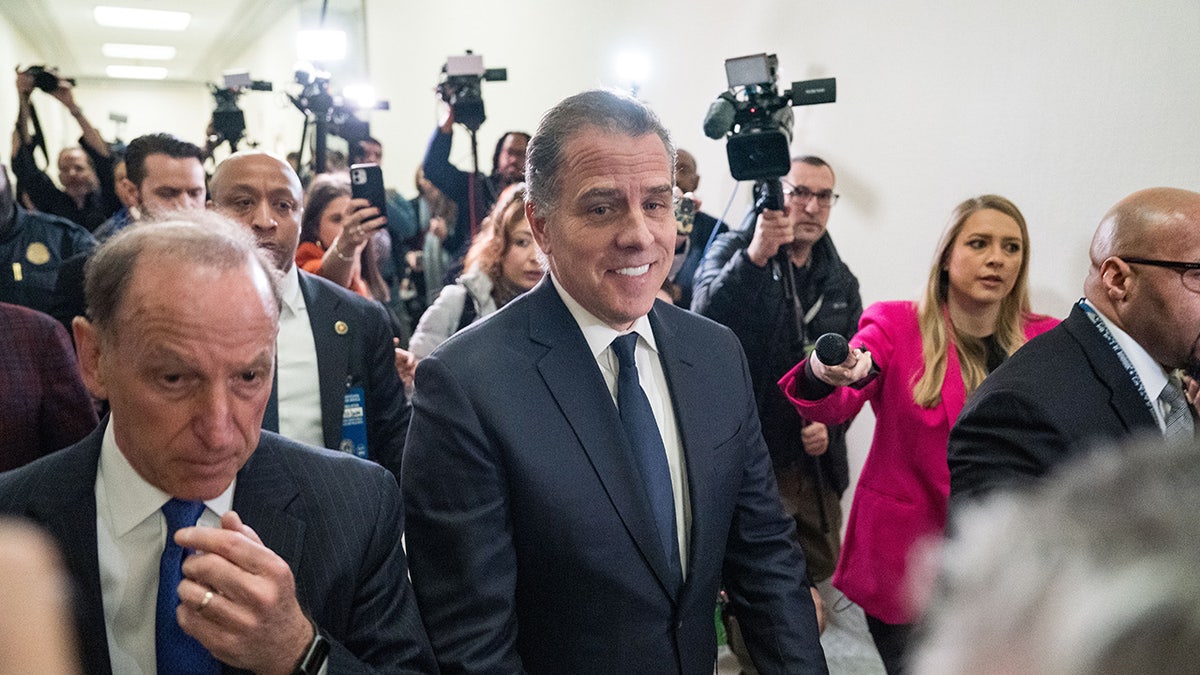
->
[[95, 417, 234, 674], [277, 266, 324, 447], [1083, 299, 1171, 431], [550, 275, 691, 576]]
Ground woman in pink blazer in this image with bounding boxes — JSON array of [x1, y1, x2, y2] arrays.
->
[[779, 195, 1058, 674]]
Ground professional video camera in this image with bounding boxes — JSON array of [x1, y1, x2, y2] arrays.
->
[[24, 65, 76, 93], [289, 64, 389, 173], [208, 71, 273, 152], [703, 53, 835, 211], [436, 50, 507, 132]]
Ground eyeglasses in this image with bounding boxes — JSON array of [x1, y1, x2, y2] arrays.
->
[[781, 181, 839, 208], [1120, 257, 1200, 292]]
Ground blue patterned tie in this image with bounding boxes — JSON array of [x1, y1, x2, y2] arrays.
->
[[157, 498, 219, 674], [612, 333, 681, 588]]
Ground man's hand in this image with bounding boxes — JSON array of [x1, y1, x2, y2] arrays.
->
[[746, 206, 794, 267], [801, 422, 829, 456], [15, 67, 34, 99], [47, 79, 80, 115], [437, 97, 455, 133], [394, 339, 417, 388], [175, 511, 314, 675]]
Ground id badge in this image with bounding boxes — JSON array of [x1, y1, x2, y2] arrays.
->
[[340, 386, 369, 459]]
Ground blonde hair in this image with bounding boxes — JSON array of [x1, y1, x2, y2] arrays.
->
[[913, 195, 1033, 408]]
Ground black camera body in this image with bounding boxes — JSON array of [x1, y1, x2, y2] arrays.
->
[[703, 54, 836, 183], [208, 72, 273, 151], [26, 65, 76, 93], [436, 51, 507, 132]]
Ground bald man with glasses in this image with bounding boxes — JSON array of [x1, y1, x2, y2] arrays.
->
[[950, 187, 1200, 507]]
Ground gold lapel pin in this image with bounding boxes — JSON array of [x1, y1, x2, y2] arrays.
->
[[334, 320, 349, 335]]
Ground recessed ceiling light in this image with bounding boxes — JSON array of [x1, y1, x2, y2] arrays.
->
[[102, 43, 177, 60], [106, 65, 169, 80], [94, 6, 191, 31]]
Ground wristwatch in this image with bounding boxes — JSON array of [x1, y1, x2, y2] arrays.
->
[[292, 629, 330, 675]]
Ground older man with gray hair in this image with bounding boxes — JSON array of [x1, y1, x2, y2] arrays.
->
[[403, 89, 827, 674], [0, 212, 434, 674]]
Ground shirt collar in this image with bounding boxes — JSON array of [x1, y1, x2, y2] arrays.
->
[[279, 265, 306, 316], [97, 417, 236, 538], [549, 273, 658, 359]]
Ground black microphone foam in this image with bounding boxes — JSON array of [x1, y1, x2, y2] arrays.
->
[[814, 332, 849, 366], [702, 93, 737, 140]]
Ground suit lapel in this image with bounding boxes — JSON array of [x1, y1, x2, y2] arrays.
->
[[1063, 304, 1158, 431], [298, 271, 347, 449], [230, 435, 308, 594], [648, 307, 710, 600], [25, 427, 113, 674], [528, 284, 679, 597]]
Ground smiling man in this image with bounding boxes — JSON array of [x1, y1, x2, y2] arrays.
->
[[0, 213, 433, 674], [403, 89, 827, 674]]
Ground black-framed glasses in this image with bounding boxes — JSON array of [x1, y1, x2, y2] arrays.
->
[[781, 181, 839, 208], [1120, 257, 1200, 292]]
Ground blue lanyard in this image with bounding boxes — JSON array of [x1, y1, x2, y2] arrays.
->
[[1079, 300, 1158, 419]]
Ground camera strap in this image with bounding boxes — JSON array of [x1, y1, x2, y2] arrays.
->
[[27, 102, 50, 168]]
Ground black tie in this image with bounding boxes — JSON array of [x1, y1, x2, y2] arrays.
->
[[611, 333, 681, 587]]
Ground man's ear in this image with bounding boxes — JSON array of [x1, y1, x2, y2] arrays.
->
[[526, 201, 551, 256], [72, 317, 108, 401], [1099, 256, 1134, 302], [117, 177, 139, 210]]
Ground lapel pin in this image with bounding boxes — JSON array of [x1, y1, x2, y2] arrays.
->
[[335, 320, 349, 335]]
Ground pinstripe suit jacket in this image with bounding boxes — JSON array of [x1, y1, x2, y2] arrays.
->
[[0, 423, 435, 674]]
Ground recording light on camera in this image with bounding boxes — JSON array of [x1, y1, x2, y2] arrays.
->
[[342, 84, 377, 109]]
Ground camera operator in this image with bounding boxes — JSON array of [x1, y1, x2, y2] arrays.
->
[[668, 149, 725, 308], [421, 100, 528, 261], [692, 155, 861, 653], [11, 66, 121, 233]]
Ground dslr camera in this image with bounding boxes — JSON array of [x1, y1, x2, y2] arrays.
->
[[436, 50, 507, 132], [703, 54, 836, 183], [24, 65, 76, 93]]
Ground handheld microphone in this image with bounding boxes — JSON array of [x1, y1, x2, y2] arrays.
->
[[702, 92, 737, 140], [814, 333, 849, 366], [813, 332, 879, 389]]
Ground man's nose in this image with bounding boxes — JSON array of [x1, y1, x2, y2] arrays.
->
[[193, 386, 239, 449], [252, 201, 277, 230]]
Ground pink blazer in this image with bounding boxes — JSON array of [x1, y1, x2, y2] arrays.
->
[[778, 301, 1058, 623]]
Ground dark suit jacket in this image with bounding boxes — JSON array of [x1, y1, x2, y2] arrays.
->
[[403, 279, 826, 674], [949, 303, 1160, 505], [267, 270, 409, 478], [0, 424, 436, 674]]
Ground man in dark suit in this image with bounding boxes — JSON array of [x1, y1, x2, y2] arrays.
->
[[950, 187, 1200, 505], [403, 89, 827, 674], [0, 214, 434, 673], [209, 152, 409, 478]]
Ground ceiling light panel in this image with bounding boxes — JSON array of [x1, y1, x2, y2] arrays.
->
[[102, 43, 178, 60], [94, 6, 191, 31]]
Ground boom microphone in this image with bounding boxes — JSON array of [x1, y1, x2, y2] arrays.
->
[[702, 92, 737, 140], [814, 333, 849, 366]]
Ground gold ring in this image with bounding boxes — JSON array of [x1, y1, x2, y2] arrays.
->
[[199, 590, 214, 611]]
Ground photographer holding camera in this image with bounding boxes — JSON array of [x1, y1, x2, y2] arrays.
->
[[422, 96, 528, 263], [11, 66, 121, 233], [692, 155, 861, 657]]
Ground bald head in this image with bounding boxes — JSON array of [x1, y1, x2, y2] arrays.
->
[[209, 151, 304, 272], [1085, 187, 1200, 370]]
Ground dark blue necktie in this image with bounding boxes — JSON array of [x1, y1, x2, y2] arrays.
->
[[157, 498, 219, 674], [612, 333, 681, 588]]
